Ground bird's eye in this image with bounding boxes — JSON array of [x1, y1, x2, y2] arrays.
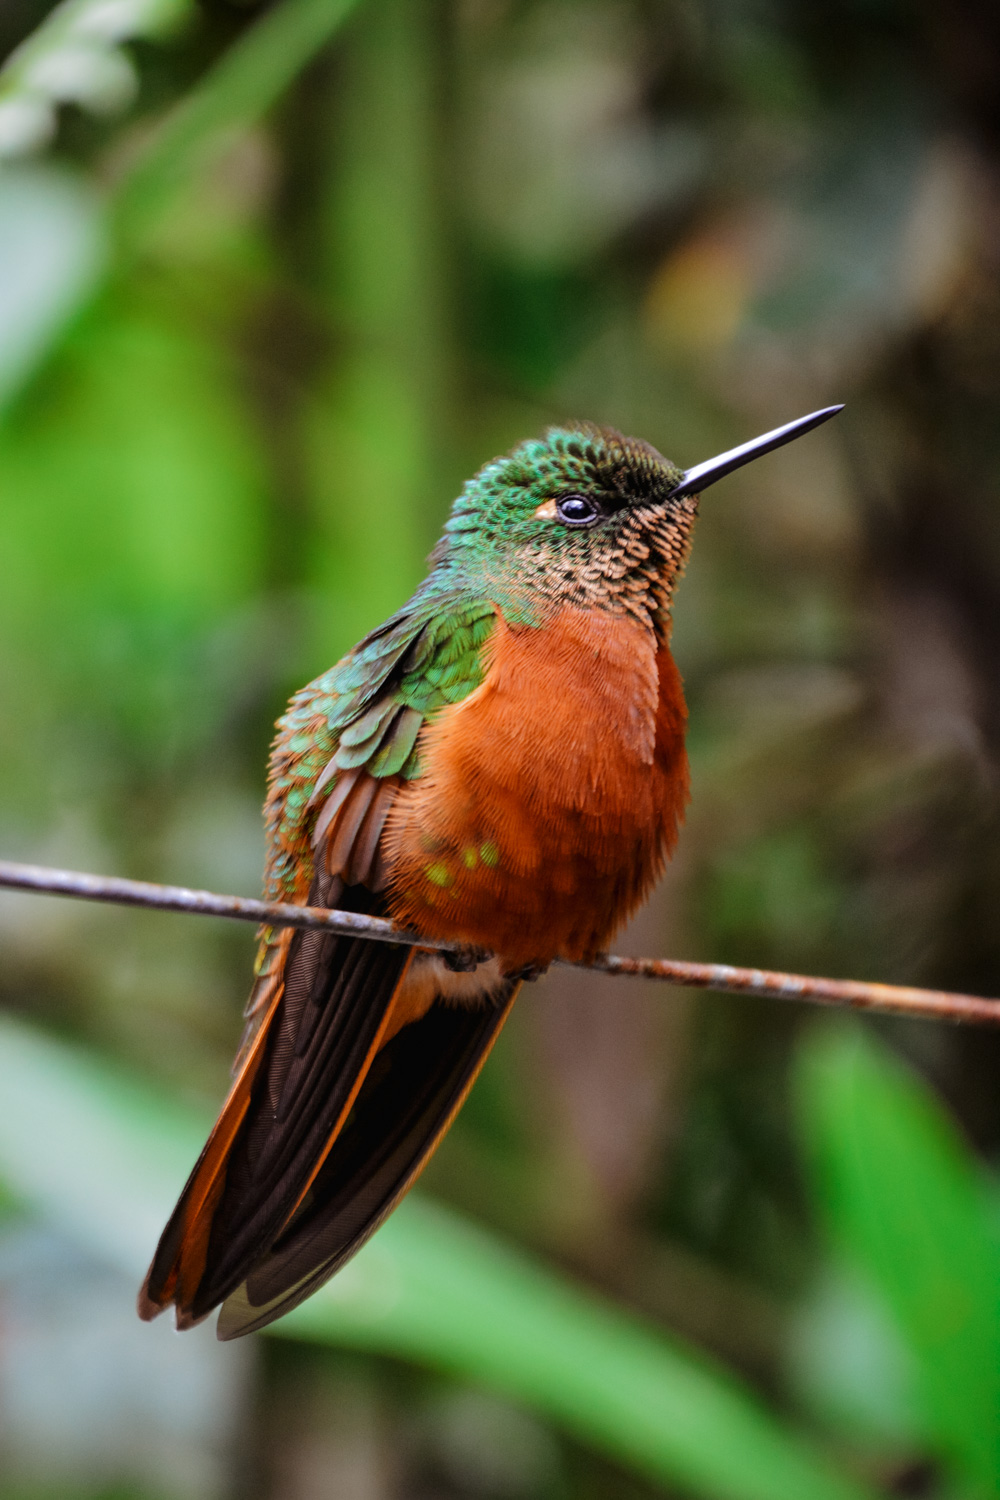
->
[[556, 493, 600, 527]]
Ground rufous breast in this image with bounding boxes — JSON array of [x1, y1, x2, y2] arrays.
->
[[384, 603, 689, 969]]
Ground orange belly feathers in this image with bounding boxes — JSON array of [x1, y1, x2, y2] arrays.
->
[[384, 603, 689, 969]]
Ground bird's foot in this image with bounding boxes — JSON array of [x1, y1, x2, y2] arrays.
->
[[503, 961, 550, 984], [442, 944, 492, 974]]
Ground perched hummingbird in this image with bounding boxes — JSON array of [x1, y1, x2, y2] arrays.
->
[[139, 406, 841, 1339]]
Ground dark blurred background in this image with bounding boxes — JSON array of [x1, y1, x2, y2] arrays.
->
[[0, 0, 999, 1497]]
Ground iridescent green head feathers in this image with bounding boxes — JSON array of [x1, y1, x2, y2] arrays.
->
[[431, 423, 697, 633]]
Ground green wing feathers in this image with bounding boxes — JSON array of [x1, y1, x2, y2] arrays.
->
[[242, 598, 497, 1062], [263, 596, 495, 891]]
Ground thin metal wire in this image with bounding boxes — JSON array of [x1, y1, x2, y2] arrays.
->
[[1, 858, 998, 1026]]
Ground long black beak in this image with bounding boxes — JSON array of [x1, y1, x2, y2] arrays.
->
[[668, 405, 844, 500]]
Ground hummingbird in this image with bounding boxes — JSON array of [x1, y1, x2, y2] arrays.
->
[[138, 405, 842, 1339]]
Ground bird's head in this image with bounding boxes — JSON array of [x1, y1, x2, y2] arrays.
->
[[432, 408, 842, 635]]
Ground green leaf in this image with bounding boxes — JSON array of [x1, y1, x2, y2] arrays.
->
[[787, 1260, 921, 1449], [0, 0, 365, 406], [0, 286, 268, 628], [0, 0, 191, 160], [288, 1200, 872, 1500], [0, 165, 107, 411], [795, 1024, 1000, 1495], [0, 1012, 873, 1500]]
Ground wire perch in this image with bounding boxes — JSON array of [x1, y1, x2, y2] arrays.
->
[[0, 858, 998, 1027]]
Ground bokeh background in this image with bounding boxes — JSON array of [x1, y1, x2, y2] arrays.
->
[[0, 1, 999, 1498]]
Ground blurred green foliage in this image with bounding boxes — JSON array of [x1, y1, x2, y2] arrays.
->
[[0, 1013, 874, 1500], [0, 0, 999, 1497], [796, 1027, 1000, 1497]]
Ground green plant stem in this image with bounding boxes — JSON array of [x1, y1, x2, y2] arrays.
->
[[114, 0, 363, 240], [305, 0, 447, 653]]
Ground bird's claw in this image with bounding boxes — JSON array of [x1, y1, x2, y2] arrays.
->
[[442, 944, 492, 973], [504, 961, 549, 983]]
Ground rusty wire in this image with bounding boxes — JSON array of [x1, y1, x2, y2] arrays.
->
[[0, 858, 998, 1026]]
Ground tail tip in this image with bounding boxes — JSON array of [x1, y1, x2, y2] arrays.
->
[[136, 1274, 166, 1323]]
